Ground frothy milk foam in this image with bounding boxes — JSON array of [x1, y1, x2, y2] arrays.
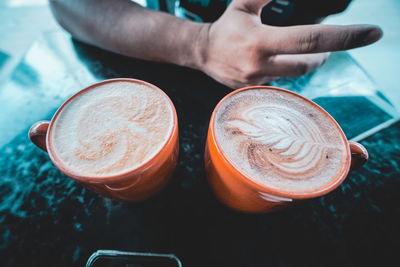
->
[[51, 81, 174, 177], [214, 88, 348, 193]]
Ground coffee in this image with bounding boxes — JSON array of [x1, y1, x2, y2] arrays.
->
[[50, 81, 174, 177], [214, 88, 348, 193]]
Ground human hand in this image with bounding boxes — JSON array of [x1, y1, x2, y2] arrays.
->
[[196, 0, 382, 88]]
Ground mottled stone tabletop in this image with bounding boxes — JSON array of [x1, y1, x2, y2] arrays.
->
[[0, 33, 399, 267]]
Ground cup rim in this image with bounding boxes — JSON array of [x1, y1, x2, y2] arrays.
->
[[209, 85, 351, 199], [46, 78, 178, 183]]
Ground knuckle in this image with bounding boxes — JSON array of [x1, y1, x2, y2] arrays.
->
[[298, 31, 321, 52], [340, 31, 357, 50], [241, 49, 264, 81], [233, 34, 266, 84], [242, 35, 260, 53], [241, 62, 260, 81]]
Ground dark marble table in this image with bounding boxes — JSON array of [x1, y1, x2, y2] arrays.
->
[[0, 32, 399, 267]]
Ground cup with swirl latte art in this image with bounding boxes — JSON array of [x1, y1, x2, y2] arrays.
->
[[29, 78, 178, 201], [205, 86, 368, 213]]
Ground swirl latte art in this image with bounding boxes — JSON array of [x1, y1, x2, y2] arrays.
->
[[51, 81, 174, 177], [214, 88, 348, 193]]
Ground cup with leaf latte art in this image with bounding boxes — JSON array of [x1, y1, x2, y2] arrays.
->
[[205, 86, 368, 213]]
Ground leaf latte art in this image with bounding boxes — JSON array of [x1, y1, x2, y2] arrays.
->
[[228, 104, 334, 177], [214, 88, 347, 193], [51, 81, 174, 177]]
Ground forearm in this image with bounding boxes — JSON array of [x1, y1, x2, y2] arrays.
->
[[49, 0, 208, 69], [50, 0, 382, 89]]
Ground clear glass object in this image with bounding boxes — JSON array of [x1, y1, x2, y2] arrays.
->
[[86, 250, 182, 267]]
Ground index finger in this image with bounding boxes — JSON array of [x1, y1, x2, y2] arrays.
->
[[264, 24, 382, 54]]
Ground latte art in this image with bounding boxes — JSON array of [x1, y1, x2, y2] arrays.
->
[[51, 81, 174, 177], [214, 88, 347, 193], [228, 104, 335, 177]]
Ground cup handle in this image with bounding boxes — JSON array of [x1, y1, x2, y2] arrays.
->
[[349, 141, 368, 170], [29, 121, 50, 152]]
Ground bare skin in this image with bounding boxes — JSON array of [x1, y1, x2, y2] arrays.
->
[[50, 0, 382, 89]]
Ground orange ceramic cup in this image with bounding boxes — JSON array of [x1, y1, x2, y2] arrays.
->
[[29, 78, 179, 202], [204, 86, 368, 213]]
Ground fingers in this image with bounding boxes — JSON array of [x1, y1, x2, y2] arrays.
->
[[216, 53, 330, 89], [260, 53, 330, 77], [231, 0, 272, 15], [263, 24, 382, 54]]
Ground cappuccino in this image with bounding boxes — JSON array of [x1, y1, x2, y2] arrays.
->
[[50, 81, 174, 177], [214, 88, 348, 193]]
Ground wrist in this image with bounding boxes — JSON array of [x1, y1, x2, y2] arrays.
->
[[179, 22, 211, 71]]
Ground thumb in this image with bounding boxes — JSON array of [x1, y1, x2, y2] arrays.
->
[[231, 0, 273, 15]]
